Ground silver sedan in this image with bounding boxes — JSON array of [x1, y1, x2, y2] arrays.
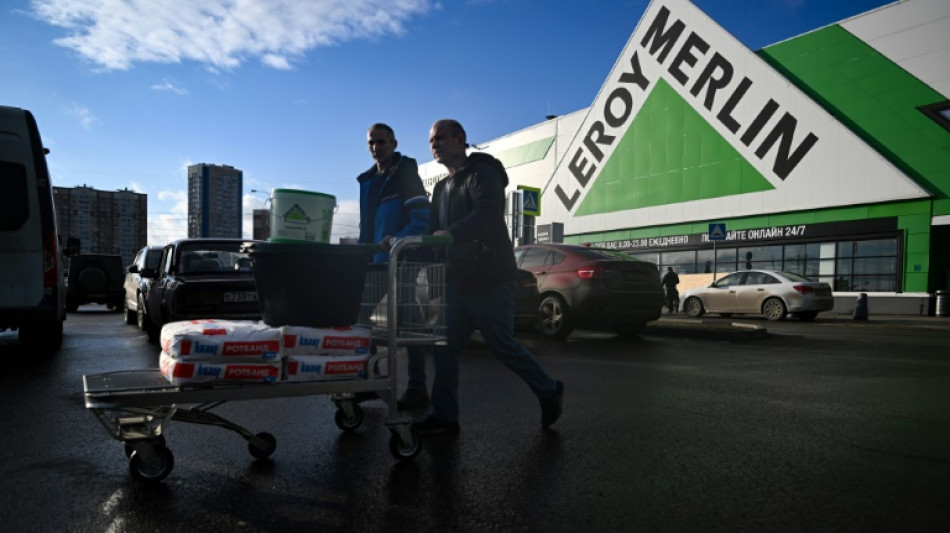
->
[[681, 270, 834, 321]]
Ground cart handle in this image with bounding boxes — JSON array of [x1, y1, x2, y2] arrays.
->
[[388, 234, 453, 259]]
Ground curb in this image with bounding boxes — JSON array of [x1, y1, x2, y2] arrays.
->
[[645, 319, 768, 341]]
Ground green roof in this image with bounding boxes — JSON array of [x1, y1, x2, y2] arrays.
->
[[758, 24, 950, 205], [491, 137, 555, 169]]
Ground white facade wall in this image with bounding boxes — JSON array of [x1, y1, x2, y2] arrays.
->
[[842, 0, 950, 98]]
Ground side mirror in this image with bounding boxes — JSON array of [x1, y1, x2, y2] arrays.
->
[[128, 264, 140, 274], [64, 236, 80, 257]]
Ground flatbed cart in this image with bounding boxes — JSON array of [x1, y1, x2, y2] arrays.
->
[[83, 236, 449, 483]]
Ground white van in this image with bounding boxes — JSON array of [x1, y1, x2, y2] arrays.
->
[[0, 105, 77, 354]]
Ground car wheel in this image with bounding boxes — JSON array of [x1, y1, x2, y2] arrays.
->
[[539, 294, 573, 339], [795, 311, 818, 321], [138, 294, 160, 342], [124, 295, 137, 325], [762, 298, 788, 321], [684, 297, 705, 318]]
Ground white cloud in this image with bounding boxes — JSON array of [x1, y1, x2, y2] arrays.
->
[[151, 78, 189, 95], [30, 0, 434, 71], [64, 102, 98, 129], [332, 199, 360, 243], [149, 189, 188, 245]]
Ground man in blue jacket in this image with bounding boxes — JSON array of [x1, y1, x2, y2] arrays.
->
[[358, 123, 431, 409]]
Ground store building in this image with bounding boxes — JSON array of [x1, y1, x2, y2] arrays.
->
[[418, 0, 950, 315]]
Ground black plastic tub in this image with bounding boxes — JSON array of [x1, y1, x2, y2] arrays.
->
[[242, 241, 375, 327]]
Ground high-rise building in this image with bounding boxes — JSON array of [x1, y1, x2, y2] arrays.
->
[[53, 185, 147, 265], [187, 163, 242, 238], [252, 209, 270, 241]]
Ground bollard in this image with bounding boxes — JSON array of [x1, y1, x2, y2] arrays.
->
[[937, 290, 950, 317], [852, 292, 868, 320]]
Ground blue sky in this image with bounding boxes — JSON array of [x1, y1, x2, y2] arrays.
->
[[1, 0, 894, 245]]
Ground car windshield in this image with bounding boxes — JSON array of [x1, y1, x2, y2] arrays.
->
[[145, 250, 163, 269], [179, 243, 251, 274]]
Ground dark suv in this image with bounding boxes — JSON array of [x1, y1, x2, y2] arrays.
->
[[65, 254, 126, 312], [514, 243, 664, 339]]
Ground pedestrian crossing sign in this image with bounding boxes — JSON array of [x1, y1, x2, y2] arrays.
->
[[518, 185, 541, 216], [708, 223, 727, 241]]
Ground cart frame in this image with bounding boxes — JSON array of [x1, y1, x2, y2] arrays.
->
[[82, 236, 449, 483]]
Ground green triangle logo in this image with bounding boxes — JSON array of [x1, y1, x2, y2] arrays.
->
[[282, 204, 311, 223], [575, 78, 774, 217]]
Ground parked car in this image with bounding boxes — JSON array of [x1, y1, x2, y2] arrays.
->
[[514, 243, 664, 339], [681, 269, 834, 321], [123, 245, 163, 327], [141, 239, 262, 342], [0, 106, 81, 354], [513, 268, 541, 331], [65, 254, 125, 312], [404, 265, 538, 333]]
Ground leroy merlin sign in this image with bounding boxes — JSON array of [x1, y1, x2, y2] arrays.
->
[[554, 2, 817, 212], [545, 0, 926, 230]]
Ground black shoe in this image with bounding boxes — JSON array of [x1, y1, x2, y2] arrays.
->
[[397, 388, 430, 410], [540, 380, 564, 428], [412, 415, 460, 435]]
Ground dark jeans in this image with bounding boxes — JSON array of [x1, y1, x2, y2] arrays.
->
[[429, 279, 557, 423], [665, 287, 679, 312]]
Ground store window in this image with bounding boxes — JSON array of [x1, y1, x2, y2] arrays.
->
[[617, 233, 899, 290], [738, 245, 783, 271], [835, 238, 898, 291], [660, 250, 697, 274], [783, 242, 822, 278], [628, 252, 660, 265], [715, 247, 738, 274], [697, 249, 715, 274]]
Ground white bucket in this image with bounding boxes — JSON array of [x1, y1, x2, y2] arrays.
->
[[269, 188, 337, 243]]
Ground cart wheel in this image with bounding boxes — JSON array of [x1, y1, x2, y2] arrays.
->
[[248, 432, 277, 459], [124, 435, 166, 458], [334, 403, 364, 433], [389, 429, 421, 461], [129, 443, 174, 483]]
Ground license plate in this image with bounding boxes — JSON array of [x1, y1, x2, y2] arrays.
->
[[224, 291, 258, 303]]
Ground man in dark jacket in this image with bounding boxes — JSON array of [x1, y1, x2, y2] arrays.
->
[[662, 266, 680, 313], [413, 118, 563, 434], [358, 123, 431, 409]]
